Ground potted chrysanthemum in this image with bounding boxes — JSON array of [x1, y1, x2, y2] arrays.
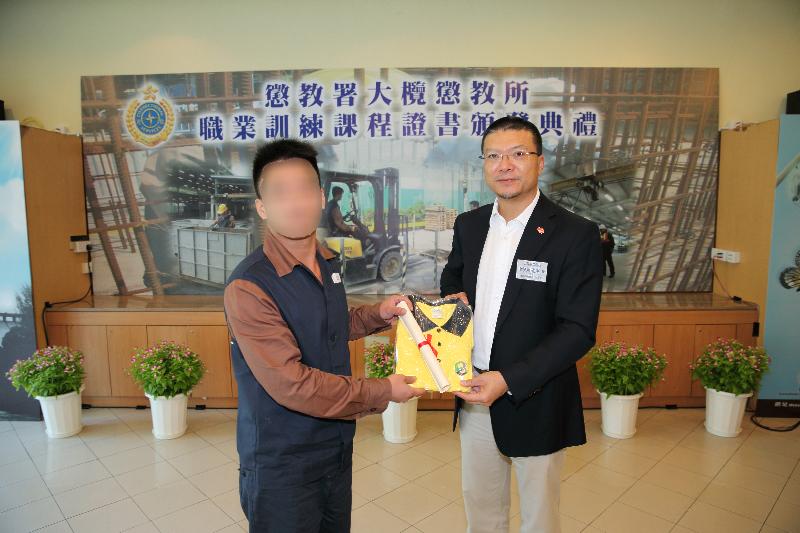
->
[[365, 342, 417, 443], [589, 341, 668, 439], [6, 346, 85, 438], [129, 341, 205, 439], [691, 338, 770, 437]]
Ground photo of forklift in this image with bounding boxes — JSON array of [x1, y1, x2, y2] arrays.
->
[[318, 167, 404, 285], [131, 144, 406, 291]]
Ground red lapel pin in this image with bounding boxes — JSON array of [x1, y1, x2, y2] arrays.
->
[[537, 226, 545, 234]]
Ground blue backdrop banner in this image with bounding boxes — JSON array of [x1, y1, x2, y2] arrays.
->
[[0, 121, 41, 421], [757, 114, 800, 418]]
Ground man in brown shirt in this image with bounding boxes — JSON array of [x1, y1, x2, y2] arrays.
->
[[225, 139, 422, 533], [225, 232, 413, 419]]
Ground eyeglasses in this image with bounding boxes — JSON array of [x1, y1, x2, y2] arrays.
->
[[479, 150, 540, 163]]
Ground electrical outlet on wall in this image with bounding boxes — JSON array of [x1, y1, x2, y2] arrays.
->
[[723, 251, 741, 263], [70, 235, 90, 253], [711, 247, 741, 263]]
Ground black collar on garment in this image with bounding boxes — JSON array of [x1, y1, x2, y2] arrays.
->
[[408, 294, 471, 337]]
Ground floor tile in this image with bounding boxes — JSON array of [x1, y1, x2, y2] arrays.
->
[[66, 497, 149, 533], [53, 477, 128, 518], [132, 479, 206, 520], [351, 502, 409, 533], [678, 500, 761, 533], [0, 496, 65, 532], [373, 482, 448, 524], [591, 500, 673, 533], [153, 499, 233, 533]]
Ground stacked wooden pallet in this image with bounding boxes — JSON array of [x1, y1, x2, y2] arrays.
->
[[446, 208, 457, 229], [424, 205, 448, 231]]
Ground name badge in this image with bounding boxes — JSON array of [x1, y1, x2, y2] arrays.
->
[[331, 272, 342, 284], [516, 259, 547, 282]]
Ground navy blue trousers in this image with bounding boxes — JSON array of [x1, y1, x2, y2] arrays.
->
[[239, 445, 353, 533]]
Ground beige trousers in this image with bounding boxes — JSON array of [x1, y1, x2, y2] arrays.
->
[[459, 402, 564, 533]]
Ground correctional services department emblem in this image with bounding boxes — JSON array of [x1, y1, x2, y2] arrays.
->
[[125, 85, 175, 147]]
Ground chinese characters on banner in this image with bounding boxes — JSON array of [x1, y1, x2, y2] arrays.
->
[[196, 79, 599, 143]]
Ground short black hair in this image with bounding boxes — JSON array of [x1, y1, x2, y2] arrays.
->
[[252, 139, 321, 198], [331, 186, 344, 197], [481, 116, 543, 155]]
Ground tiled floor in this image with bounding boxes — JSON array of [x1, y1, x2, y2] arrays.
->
[[0, 407, 798, 532]]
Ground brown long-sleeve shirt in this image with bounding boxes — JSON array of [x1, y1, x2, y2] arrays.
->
[[224, 231, 393, 420]]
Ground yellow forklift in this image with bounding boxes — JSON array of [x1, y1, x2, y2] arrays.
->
[[319, 167, 403, 284]]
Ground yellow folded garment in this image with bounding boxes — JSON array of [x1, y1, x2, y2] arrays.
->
[[395, 294, 474, 392]]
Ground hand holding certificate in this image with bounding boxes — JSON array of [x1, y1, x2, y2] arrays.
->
[[395, 294, 474, 393], [396, 300, 451, 393]]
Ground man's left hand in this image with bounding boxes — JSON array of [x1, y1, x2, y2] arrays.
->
[[454, 371, 509, 406], [378, 294, 413, 323]]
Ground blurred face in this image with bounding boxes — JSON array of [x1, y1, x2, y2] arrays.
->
[[254, 158, 325, 239], [482, 129, 543, 201]]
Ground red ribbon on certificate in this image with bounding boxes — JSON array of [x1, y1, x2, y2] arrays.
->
[[418, 334, 438, 357]]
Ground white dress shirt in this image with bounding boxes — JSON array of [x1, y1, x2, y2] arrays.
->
[[472, 189, 540, 371]]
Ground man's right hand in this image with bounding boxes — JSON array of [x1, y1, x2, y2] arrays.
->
[[444, 292, 470, 306], [387, 374, 424, 403]]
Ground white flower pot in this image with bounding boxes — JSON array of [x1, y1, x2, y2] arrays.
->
[[36, 387, 83, 438], [382, 397, 418, 443], [704, 387, 752, 437], [599, 391, 643, 439], [146, 392, 189, 439]]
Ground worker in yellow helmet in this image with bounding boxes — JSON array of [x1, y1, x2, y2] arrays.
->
[[211, 203, 235, 230]]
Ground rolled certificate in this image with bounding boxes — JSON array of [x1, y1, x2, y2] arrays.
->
[[397, 300, 451, 393]]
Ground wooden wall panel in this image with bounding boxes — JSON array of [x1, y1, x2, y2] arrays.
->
[[67, 325, 110, 396], [651, 324, 695, 398], [716, 121, 779, 345], [107, 325, 147, 397], [146, 326, 188, 346], [186, 325, 232, 399], [20, 126, 88, 349], [736, 322, 756, 347], [47, 325, 68, 346], [349, 339, 365, 380]]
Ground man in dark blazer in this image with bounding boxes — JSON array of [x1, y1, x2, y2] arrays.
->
[[441, 116, 603, 532]]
